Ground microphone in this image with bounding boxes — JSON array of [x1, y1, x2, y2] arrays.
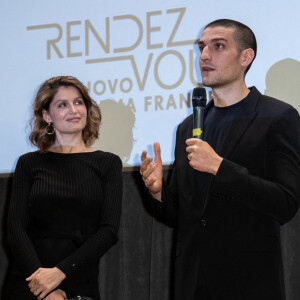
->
[[192, 87, 207, 139]]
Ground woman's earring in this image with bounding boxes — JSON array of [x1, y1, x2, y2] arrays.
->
[[45, 122, 55, 135]]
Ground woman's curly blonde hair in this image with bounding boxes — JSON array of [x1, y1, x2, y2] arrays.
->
[[29, 76, 101, 151]]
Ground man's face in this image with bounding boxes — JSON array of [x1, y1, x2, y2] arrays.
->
[[198, 26, 245, 89]]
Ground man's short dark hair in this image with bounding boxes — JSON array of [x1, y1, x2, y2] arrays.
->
[[205, 19, 257, 75]]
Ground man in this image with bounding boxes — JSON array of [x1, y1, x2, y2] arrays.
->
[[140, 19, 300, 300]]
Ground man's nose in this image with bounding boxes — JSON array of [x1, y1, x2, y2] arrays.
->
[[200, 46, 211, 61]]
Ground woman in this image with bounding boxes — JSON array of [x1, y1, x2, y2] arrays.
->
[[6, 76, 123, 300]]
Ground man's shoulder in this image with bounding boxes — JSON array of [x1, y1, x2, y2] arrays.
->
[[259, 93, 299, 118], [248, 86, 298, 117], [260, 93, 293, 108], [178, 114, 193, 128]]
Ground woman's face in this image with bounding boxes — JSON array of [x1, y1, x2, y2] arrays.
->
[[42, 86, 87, 136]]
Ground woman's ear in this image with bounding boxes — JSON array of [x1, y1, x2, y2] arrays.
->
[[42, 109, 52, 123]]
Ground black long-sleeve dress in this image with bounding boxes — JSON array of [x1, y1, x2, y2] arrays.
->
[[6, 150, 123, 299]]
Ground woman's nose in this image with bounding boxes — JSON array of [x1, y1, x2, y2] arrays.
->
[[69, 104, 77, 113]]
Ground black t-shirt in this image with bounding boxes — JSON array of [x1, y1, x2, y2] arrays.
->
[[204, 98, 246, 152], [196, 98, 247, 210], [196, 98, 247, 285]]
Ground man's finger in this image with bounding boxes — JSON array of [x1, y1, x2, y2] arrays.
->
[[34, 288, 41, 296], [38, 291, 47, 300], [141, 156, 152, 172], [140, 150, 147, 162], [26, 269, 40, 281], [145, 176, 156, 187], [186, 146, 191, 153], [186, 138, 201, 146], [153, 142, 162, 163], [142, 162, 156, 180], [26, 274, 34, 281]]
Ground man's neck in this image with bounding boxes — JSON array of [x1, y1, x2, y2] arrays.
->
[[212, 81, 250, 107]]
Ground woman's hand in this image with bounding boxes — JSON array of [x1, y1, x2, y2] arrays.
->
[[26, 267, 66, 299], [44, 289, 67, 300]]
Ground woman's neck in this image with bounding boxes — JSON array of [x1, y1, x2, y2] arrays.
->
[[48, 133, 92, 153]]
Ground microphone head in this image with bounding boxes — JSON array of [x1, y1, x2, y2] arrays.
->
[[192, 87, 207, 107]]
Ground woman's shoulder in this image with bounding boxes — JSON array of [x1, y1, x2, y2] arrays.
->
[[18, 151, 42, 162], [93, 149, 120, 159], [90, 150, 122, 170], [14, 151, 43, 173], [92, 150, 122, 163]]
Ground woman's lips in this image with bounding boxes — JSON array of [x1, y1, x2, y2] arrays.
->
[[67, 117, 81, 122]]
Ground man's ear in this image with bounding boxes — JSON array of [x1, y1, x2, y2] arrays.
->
[[42, 109, 52, 123], [241, 48, 255, 68]]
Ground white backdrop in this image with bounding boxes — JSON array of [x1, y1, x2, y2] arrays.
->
[[1, 0, 300, 173]]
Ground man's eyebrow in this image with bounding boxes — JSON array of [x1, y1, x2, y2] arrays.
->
[[198, 38, 228, 45]]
